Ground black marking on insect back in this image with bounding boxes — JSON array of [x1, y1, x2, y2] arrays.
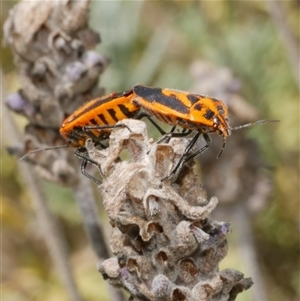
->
[[118, 104, 136, 118], [194, 103, 202, 111], [98, 113, 108, 125], [133, 85, 189, 114], [73, 126, 84, 133], [107, 108, 119, 122], [86, 93, 121, 111], [187, 94, 201, 104], [89, 118, 98, 125], [204, 109, 215, 120], [155, 93, 189, 114], [134, 85, 160, 98], [71, 92, 124, 121], [122, 89, 133, 97]]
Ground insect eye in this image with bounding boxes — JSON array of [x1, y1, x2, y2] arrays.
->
[[217, 106, 224, 115]]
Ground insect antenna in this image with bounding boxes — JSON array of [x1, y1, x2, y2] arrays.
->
[[18, 144, 69, 161], [217, 137, 227, 159], [217, 119, 279, 159], [231, 119, 279, 131]]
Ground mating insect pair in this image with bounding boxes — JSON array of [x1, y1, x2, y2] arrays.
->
[[20, 85, 278, 184]]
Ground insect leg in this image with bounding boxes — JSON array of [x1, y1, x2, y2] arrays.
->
[[184, 133, 211, 162], [162, 133, 211, 181], [157, 126, 177, 143], [157, 129, 193, 144], [137, 112, 167, 135], [75, 149, 102, 185], [80, 158, 102, 185], [162, 131, 202, 181], [137, 112, 192, 143]]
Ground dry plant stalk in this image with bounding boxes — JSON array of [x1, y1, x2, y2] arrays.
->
[[3, 1, 127, 300], [86, 119, 253, 301], [4, 0, 107, 186]]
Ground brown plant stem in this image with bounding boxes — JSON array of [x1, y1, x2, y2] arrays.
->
[[73, 175, 127, 301], [2, 90, 84, 301], [3, 0, 126, 298]]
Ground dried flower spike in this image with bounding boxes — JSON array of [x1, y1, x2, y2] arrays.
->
[[86, 119, 253, 301]]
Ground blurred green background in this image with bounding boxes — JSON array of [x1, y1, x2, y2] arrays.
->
[[2, 1, 299, 301]]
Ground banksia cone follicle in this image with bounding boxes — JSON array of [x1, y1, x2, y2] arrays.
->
[[86, 119, 253, 301]]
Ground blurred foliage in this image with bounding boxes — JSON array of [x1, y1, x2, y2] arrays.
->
[[2, 1, 299, 300]]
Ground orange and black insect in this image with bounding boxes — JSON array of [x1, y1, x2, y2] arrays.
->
[[131, 85, 278, 179], [59, 89, 138, 148], [59, 89, 141, 183], [20, 89, 140, 184], [19, 89, 165, 184], [59, 88, 170, 183]]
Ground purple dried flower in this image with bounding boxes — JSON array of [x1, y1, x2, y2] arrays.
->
[[6, 92, 35, 117]]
